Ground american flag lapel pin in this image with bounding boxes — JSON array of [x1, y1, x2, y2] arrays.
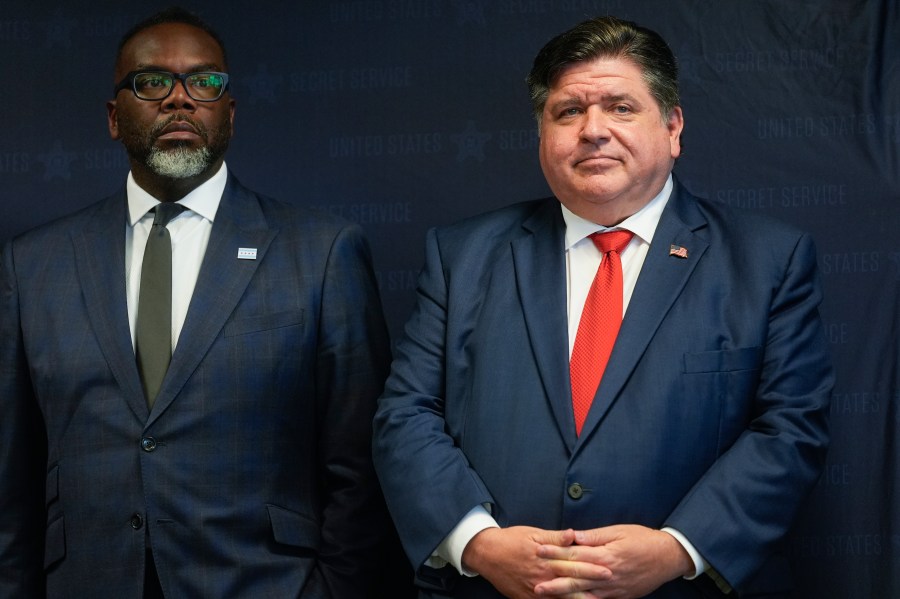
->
[[669, 244, 688, 259], [237, 247, 258, 260]]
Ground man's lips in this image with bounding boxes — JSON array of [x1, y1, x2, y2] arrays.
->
[[575, 154, 619, 167], [156, 121, 201, 141]]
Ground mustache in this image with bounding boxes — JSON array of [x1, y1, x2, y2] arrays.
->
[[150, 115, 207, 138]]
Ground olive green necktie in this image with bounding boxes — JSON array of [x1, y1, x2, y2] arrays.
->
[[135, 202, 186, 408]]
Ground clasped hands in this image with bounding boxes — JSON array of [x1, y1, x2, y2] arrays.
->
[[460, 524, 694, 599]]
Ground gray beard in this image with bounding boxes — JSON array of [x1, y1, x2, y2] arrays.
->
[[146, 145, 212, 179]]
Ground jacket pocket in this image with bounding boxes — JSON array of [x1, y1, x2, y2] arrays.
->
[[266, 504, 321, 551], [225, 310, 305, 337], [682, 347, 764, 454]]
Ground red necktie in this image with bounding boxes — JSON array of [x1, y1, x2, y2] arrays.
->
[[570, 230, 634, 436]]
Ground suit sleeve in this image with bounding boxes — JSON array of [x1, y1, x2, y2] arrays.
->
[[664, 232, 833, 592], [312, 223, 393, 597], [372, 227, 494, 583], [0, 241, 47, 598]]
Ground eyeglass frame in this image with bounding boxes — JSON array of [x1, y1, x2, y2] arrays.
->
[[113, 70, 231, 102]]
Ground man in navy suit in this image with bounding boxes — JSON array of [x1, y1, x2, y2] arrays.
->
[[0, 7, 401, 598], [373, 16, 833, 598]]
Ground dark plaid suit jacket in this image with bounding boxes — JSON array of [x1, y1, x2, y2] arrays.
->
[[0, 175, 394, 597]]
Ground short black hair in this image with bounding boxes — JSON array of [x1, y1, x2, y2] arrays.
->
[[527, 16, 679, 125], [115, 6, 228, 70]]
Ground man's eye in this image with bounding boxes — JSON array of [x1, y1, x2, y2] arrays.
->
[[138, 76, 170, 88], [190, 75, 223, 89]]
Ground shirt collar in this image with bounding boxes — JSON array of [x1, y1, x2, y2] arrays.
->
[[561, 173, 673, 250], [127, 161, 228, 226]]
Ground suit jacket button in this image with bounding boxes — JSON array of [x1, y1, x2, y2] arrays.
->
[[141, 437, 157, 452], [567, 483, 584, 500], [130, 513, 144, 529]]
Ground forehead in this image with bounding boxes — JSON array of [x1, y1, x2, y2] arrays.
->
[[549, 56, 649, 97], [117, 22, 225, 76]]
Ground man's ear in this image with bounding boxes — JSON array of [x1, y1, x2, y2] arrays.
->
[[667, 106, 684, 159], [227, 97, 236, 138], [107, 100, 120, 140]]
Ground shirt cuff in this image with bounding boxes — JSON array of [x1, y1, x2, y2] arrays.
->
[[660, 527, 707, 579], [427, 505, 499, 576]]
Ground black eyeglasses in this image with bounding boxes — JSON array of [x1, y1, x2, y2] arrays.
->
[[114, 71, 230, 102]]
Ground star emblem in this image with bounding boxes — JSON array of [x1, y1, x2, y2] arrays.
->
[[37, 140, 78, 180], [450, 121, 492, 162], [243, 64, 283, 104]]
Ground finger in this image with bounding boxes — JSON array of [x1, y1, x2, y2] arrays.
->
[[573, 525, 621, 547], [534, 572, 608, 596], [538, 543, 613, 569], [537, 544, 577, 560], [541, 558, 612, 581], [533, 528, 577, 547]]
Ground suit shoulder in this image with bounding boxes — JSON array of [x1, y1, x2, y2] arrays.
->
[[691, 193, 811, 246], [7, 194, 118, 251], [434, 198, 555, 246], [253, 193, 339, 226], [233, 183, 365, 240]]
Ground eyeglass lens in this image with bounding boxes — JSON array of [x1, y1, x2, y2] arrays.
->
[[133, 72, 226, 100]]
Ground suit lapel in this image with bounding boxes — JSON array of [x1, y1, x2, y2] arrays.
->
[[511, 200, 578, 450], [576, 182, 710, 445], [71, 192, 148, 420], [147, 177, 278, 423]]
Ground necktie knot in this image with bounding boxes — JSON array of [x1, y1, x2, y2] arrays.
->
[[151, 202, 187, 227], [590, 230, 633, 255]]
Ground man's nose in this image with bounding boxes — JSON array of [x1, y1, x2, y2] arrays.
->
[[163, 78, 196, 110], [581, 106, 611, 143]]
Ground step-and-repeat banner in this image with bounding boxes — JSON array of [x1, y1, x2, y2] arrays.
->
[[3, 1, 897, 596]]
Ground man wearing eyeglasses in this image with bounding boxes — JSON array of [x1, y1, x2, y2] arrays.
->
[[0, 7, 400, 598]]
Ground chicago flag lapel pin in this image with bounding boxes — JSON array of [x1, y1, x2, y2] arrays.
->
[[237, 247, 258, 260]]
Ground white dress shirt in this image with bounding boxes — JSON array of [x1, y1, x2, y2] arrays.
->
[[125, 162, 227, 351], [432, 175, 708, 581]]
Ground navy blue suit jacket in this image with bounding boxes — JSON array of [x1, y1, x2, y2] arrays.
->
[[373, 180, 833, 598], [0, 175, 393, 597]]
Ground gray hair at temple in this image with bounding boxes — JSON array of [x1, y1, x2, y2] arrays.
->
[[526, 16, 680, 127]]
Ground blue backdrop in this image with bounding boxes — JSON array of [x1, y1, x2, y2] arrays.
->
[[2, 1, 897, 596]]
